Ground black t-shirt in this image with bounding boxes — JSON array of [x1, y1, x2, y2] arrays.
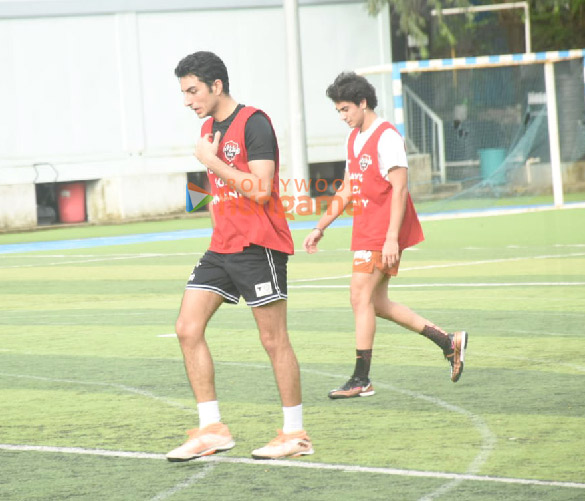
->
[[211, 104, 276, 162]]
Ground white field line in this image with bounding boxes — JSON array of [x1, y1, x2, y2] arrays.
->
[[0, 252, 202, 269], [417, 202, 585, 221], [290, 274, 351, 283], [149, 463, 217, 501], [220, 362, 495, 500], [0, 373, 195, 415], [3, 250, 584, 273], [0, 365, 581, 494], [0, 311, 159, 323], [401, 252, 585, 272], [1, 368, 583, 492], [387, 342, 585, 373], [480, 353, 585, 373], [287, 252, 585, 284], [4, 254, 142, 258], [290, 282, 585, 289], [1, 443, 584, 490], [6, 244, 584, 259], [2, 365, 496, 498], [303, 367, 495, 500]]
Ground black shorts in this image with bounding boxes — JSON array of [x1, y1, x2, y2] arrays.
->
[[186, 244, 288, 307]]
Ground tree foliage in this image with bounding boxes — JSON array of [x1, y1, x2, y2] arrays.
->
[[366, 0, 472, 58], [367, 0, 585, 59], [531, 0, 585, 51]]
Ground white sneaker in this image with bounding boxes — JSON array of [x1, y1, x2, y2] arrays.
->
[[166, 422, 235, 462], [251, 430, 314, 460]]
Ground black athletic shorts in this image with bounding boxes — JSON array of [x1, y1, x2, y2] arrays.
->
[[186, 244, 288, 307]]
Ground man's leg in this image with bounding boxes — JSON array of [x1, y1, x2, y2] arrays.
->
[[166, 289, 235, 462], [328, 270, 384, 399], [372, 276, 468, 382], [372, 275, 432, 333], [175, 289, 224, 403], [251, 299, 301, 408], [250, 300, 314, 460], [350, 269, 386, 349]]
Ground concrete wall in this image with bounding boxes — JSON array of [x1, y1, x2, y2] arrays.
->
[[408, 154, 432, 197], [0, 184, 36, 230], [87, 173, 187, 222]]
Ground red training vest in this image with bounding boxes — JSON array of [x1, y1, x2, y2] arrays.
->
[[347, 121, 424, 251], [201, 106, 294, 255]]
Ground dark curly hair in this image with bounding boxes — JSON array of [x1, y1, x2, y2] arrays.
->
[[174, 51, 230, 94], [326, 71, 377, 109]]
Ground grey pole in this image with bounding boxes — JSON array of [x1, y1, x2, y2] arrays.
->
[[283, 0, 309, 198]]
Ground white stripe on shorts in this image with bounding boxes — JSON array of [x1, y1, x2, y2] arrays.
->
[[185, 284, 239, 303], [247, 292, 288, 307], [264, 248, 282, 297]]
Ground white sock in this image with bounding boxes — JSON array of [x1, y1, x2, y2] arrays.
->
[[282, 404, 303, 433], [197, 400, 221, 429]]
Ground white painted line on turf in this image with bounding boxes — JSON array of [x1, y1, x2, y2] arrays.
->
[[400, 252, 585, 272], [289, 274, 351, 283], [2, 364, 496, 494], [0, 373, 196, 415], [289, 282, 585, 289], [218, 361, 496, 498], [1, 444, 584, 490], [287, 252, 585, 284], [0, 252, 203, 269], [7, 253, 172, 258], [477, 353, 585, 373], [157, 333, 177, 338], [1, 367, 580, 494], [304, 367, 496, 500], [419, 202, 585, 221], [149, 463, 217, 501], [0, 443, 164, 459]]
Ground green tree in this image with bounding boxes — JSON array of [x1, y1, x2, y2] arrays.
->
[[366, 0, 472, 59], [367, 0, 585, 59], [531, 0, 585, 51]]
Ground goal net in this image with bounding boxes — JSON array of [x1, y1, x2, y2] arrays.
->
[[358, 50, 585, 215]]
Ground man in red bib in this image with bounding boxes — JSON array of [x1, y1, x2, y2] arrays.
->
[[304, 72, 468, 399], [167, 51, 313, 461]]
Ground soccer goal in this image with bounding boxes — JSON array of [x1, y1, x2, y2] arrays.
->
[[357, 49, 585, 214]]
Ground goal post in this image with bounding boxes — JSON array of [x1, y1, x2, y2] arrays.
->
[[356, 48, 585, 213]]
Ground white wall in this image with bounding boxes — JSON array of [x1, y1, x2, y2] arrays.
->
[[0, 1, 393, 228], [1, 2, 391, 168]]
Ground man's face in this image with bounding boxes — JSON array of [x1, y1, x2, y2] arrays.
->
[[334, 100, 365, 129], [180, 75, 220, 119]]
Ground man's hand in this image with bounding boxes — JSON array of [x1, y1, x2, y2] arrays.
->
[[195, 131, 221, 166], [382, 238, 400, 267], [303, 229, 323, 254]]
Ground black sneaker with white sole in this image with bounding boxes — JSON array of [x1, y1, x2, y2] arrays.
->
[[328, 375, 375, 399], [444, 331, 468, 382]]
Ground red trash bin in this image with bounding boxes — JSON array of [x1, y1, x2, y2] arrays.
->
[[57, 182, 86, 223]]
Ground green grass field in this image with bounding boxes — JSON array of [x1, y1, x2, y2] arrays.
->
[[1, 208, 584, 500]]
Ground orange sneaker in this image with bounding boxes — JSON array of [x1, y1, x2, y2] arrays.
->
[[328, 376, 375, 399], [444, 331, 468, 382], [166, 422, 235, 462], [251, 430, 314, 460]]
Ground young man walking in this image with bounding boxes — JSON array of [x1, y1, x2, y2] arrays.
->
[[167, 51, 313, 460], [304, 72, 468, 399]]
